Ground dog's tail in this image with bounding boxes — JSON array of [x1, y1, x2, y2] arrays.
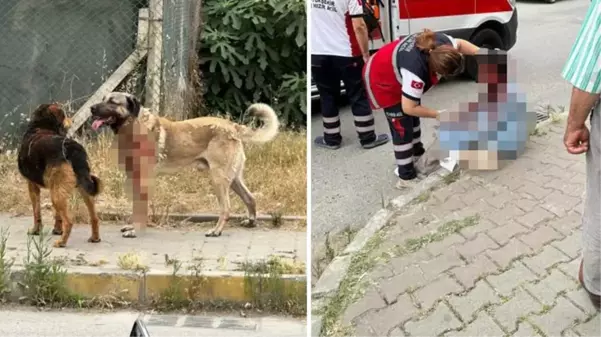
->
[[67, 141, 103, 197], [238, 103, 280, 144]]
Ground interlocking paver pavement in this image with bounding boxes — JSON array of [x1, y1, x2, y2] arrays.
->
[[340, 122, 600, 336]]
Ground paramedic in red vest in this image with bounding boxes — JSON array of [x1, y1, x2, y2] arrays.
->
[[363, 29, 480, 187], [311, 0, 389, 149]]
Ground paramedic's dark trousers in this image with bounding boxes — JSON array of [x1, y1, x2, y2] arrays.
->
[[384, 104, 425, 180], [311, 54, 377, 146]]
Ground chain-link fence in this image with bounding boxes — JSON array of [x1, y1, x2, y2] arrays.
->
[[0, 0, 202, 148]]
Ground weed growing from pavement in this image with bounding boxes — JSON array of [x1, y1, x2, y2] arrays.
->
[[443, 170, 461, 185], [311, 227, 359, 283], [117, 252, 149, 273], [0, 227, 13, 301], [242, 255, 306, 316], [20, 230, 82, 307], [320, 215, 480, 337]]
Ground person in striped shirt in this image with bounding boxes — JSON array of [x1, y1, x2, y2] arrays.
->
[[562, 0, 601, 309]]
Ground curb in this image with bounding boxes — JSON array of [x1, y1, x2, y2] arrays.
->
[[310, 111, 565, 335], [6, 266, 306, 307], [311, 167, 451, 334], [98, 211, 306, 223]]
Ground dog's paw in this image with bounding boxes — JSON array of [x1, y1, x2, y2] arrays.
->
[[52, 228, 63, 235], [88, 237, 101, 243], [240, 218, 256, 228], [27, 228, 40, 236], [120, 225, 135, 233], [204, 231, 222, 237], [122, 230, 137, 238], [53, 240, 66, 248]]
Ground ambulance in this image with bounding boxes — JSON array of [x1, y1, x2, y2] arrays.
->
[[310, 0, 519, 100]]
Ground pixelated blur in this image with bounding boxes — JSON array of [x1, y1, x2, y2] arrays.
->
[[438, 48, 536, 170]]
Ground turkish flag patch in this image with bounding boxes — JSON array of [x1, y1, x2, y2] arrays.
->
[[411, 80, 424, 90]]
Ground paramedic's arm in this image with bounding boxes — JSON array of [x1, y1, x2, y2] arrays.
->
[[455, 39, 480, 55], [351, 18, 370, 62], [400, 69, 439, 119], [442, 33, 480, 55], [348, 0, 370, 62]]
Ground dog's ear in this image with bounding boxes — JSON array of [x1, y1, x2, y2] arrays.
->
[[126, 95, 141, 117]]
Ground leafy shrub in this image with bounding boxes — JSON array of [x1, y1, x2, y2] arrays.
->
[[199, 0, 306, 129]]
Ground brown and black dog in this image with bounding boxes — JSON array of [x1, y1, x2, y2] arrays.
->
[[17, 103, 103, 248], [89, 92, 279, 238]]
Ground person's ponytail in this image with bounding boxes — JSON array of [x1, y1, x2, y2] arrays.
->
[[415, 29, 437, 53]]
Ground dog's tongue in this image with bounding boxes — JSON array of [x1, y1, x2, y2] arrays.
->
[[91, 119, 104, 130]]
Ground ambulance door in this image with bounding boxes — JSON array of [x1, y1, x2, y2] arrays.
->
[[403, 0, 476, 34], [377, 0, 409, 48]]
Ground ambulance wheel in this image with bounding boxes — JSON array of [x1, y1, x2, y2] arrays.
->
[[464, 28, 505, 81]]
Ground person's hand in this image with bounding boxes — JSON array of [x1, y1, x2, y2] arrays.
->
[[363, 54, 370, 64], [564, 124, 590, 154]]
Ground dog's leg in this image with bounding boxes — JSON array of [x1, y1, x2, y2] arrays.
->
[[231, 176, 256, 228], [205, 174, 232, 237], [50, 187, 72, 248], [26, 181, 42, 235], [79, 188, 101, 243], [52, 210, 63, 235]]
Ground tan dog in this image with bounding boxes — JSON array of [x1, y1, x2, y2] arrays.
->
[[89, 92, 280, 237]]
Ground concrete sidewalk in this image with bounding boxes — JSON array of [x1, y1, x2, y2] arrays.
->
[[331, 120, 600, 336], [0, 215, 306, 304]]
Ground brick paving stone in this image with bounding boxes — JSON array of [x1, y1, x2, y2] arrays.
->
[[455, 233, 499, 260], [388, 327, 408, 337], [420, 252, 464, 281], [513, 197, 541, 213], [496, 173, 528, 191], [451, 254, 500, 288], [516, 180, 554, 200], [427, 234, 466, 257], [414, 275, 464, 310], [379, 268, 428, 303], [541, 162, 572, 179], [487, 262, 538, 297], [362, 294, 417, 336], [557, 258, 581, 282], [541, 190, 581, 218], [512, 321, 542, 337], [388, 250, 431, 275], [487, 222, 530, 246], [404, 302, 462, 337], [490, 287, 541, 332], [451, 200, 496, 222], [547, 212, 582, 236], [371, 264, 394, 279], [485, 205, 526, 226], [460, 218, 497, 241], [486, 238, 534, 269], [342, 288, 388, 324], [446, 312, 505, 337], [523, 268, 578, 306], [551, 232, 582, 260], [515, 206, 556, 229], [439, 197, 468, 213], [529, 296, 586, 337], [574, 314, 600, 337], [519, 225, 564, 251], [482, 189, 515, 210], [521, 245, 571, 277], [565, 288, 599, 316], [349, 315, 381, 337], [458, 187, 496, 206], [448, 280, 501, 322]]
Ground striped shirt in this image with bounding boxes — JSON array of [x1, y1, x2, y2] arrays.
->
[[561, 0, 601, 94]]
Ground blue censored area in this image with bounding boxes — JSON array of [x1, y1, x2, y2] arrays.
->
[[439, 82, 532, 161]]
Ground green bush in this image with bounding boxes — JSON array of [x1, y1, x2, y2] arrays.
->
[[199, 0, 306, 129]]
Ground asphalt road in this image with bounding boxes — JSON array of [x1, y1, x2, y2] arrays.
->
[[0, 306, 306, 337], [310, 0, 589, 246]]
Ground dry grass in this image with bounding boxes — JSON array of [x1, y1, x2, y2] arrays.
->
[[0, 130, 306, 229]]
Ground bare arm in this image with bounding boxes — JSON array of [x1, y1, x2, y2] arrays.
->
[[567, 86, 599, 130], [456, 39, 480, 55], [401, 96, 439, 119], [351, 17, 370, 61]]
